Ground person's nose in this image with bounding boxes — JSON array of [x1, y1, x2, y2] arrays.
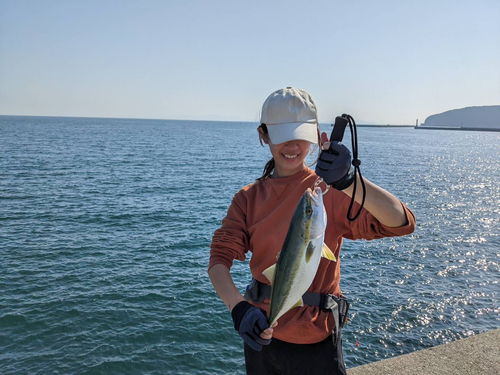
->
[[284, 141, 299, 148]]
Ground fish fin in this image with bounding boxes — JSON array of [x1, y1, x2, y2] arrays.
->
[[291, 298, 304, 309], [262, 264, 276, 285], [321, 243, 337, 262], [305, 242, 315, 263]]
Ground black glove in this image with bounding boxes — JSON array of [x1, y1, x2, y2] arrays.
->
[[315, 141, 355, 190], [231, 301, 271, 351]]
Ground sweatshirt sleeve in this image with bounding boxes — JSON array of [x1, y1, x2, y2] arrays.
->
[[208, 191, 250, 272], [331, 192, 416, 241]]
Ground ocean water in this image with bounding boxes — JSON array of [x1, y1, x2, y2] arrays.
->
[[0, 116, 499, 374]]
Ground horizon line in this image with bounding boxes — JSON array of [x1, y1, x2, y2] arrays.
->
[[0, 114, 409, 126]]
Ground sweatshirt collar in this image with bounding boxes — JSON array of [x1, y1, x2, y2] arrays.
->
[[265, 166, 311, 185]]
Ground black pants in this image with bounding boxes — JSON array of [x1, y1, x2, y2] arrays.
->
[[244, 335, 346, 375]]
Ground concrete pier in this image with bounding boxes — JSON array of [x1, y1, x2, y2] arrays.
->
[[347, 328, 500, 375]]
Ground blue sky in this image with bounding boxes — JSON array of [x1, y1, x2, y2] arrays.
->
[[1, 0, 499, 124]]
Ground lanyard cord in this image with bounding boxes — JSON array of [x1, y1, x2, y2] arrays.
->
[[342, 114, 366, 221]]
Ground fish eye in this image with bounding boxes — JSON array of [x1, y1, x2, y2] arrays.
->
[[306, 208, 313, 215]]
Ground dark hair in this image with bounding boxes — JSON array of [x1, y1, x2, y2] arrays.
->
[[257, 124, 275, 181]]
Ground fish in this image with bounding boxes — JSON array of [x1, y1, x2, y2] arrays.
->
[[262, 186, 337, 326]]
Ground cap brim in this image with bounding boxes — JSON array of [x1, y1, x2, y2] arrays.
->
[[267, 122, 318, 144]]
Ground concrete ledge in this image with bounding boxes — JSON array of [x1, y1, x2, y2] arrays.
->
[[347, 328, 500, 375]]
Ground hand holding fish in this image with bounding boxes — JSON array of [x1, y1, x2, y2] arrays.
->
[[315, 132, 355, 191], [231, 301, 277, 351]]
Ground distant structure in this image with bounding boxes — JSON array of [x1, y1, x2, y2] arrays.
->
[[421, 105, 500, 129]]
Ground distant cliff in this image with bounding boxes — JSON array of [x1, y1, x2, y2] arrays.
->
[[422, 105, 500, 129]]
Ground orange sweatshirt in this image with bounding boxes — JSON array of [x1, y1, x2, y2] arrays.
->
[[209, 167, 416, 344]]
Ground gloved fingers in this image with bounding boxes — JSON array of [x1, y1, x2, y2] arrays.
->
[[329, 141, 347, 151], [320, 145, 349, 161], [318, 151, 352, 167], [242, 309, 268, 330], [317, 160, 346, 173], [324, 147, 340, 157], [241, 333, 263, 351], [252, 321, 270, 338], [247, 326, 272, 346], [330, 142, 352, 156], [318, 165, 340, 174], [231, 301, 254, 331], [253, 313, 270, 332], [318, 151, 338, 163], [258, 328, 273, 341], [258, 307, 269, 318], [238, 308, 271, 347], [316, 162, 332, 172], [253, 333, 272, 347], [316, 164, 353, 183], [252, 312, 272, 344]]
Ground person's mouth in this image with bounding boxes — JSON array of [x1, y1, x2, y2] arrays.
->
[[282, 153, 299, 160]]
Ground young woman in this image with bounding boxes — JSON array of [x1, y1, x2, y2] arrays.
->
[[208, 87, 416, 375]]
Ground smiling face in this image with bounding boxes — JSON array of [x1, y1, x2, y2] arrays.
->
[[258, 127, 313, 178], [268, 139, 312, 178]]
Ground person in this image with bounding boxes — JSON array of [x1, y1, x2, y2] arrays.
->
[[208, 87, 416, 375]]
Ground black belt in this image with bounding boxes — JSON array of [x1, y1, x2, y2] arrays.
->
[[244, 278, 350, 344]]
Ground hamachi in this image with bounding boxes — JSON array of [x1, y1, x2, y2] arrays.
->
[[263, 186, 336, 326]]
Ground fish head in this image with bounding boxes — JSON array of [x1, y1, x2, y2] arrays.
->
[[309, 186, 327, 239], [301, 187, 327, 240]]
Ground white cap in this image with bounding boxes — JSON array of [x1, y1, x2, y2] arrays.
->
[[260, 87, 319, 144]]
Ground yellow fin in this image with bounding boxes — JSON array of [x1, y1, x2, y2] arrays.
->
[[262, 264, 276, 285], [291, 298, 304, 309], [321, 243, 337, 262]]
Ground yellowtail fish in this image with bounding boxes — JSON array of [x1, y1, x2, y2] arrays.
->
[[263, 186, 336, 326]]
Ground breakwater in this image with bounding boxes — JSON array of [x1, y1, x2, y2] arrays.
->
[[415, 126, 500, 132], [347, 328, 500, 375]]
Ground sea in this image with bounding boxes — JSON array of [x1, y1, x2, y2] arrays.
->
[[1, 116, 499, 374]]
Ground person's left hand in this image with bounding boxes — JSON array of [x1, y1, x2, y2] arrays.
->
[[231, 301, 274, 351], [315, 132, 355, 190]]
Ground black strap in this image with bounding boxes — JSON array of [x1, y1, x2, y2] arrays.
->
[[244, 279, 350, 342], [341, 114, 366, 221], [244, 278, 271, 303]]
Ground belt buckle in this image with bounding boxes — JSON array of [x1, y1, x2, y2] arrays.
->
[[338, 298, 350, 328], [319, 294, 328, 310]]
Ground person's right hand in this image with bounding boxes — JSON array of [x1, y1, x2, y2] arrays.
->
[[231, 301, 275, 351]]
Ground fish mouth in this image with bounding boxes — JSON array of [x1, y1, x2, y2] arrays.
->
[[304, 188, 313, 206], [310, 187, 323, 207]]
